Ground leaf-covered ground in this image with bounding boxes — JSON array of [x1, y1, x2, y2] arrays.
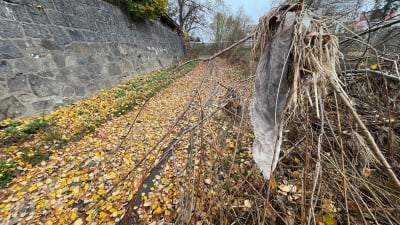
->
[[0, 58, 260, 224]]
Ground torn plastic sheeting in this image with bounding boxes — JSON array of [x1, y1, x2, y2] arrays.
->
[[250, 12, 295, 180]]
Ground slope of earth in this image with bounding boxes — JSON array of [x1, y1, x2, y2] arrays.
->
[[0, 58, 260, 225]]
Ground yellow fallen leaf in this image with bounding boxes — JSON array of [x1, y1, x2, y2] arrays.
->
[[55, 208, 63, 215], [143, 200, 152, 207], [74, 218, 83, 225], [244, 200, 252, 208], [99, 211, 107, 220], [278, 184, 297, 193], [269, 177, 276, 190], [80, 175, 88, 182], [98, 188, 105, 195], [28, 185, 38, 192], [153, 206, 165, 215], [323, 213, 335, 225], [151, 202, 159, 210], [85, 213, 92, 222], [369, 63, 378, 70], [70, 212, 78, 220]]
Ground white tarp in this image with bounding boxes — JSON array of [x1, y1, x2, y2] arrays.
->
[[250, 12, 295, 179]]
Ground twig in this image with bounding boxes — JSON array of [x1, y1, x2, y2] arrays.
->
[[343, 69, 400, 81], [327, 74, 400, 190], [198, 33, 255, 61], [340, 18, 400, 45]]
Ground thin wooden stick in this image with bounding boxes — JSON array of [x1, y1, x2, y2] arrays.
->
[[343, 69, 400, 81], [198, 33, 255, 61]]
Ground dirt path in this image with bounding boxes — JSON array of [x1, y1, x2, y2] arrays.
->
[[0, 58, 252, 225]]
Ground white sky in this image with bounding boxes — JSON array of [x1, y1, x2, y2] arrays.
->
[[199, 0, 285, 41], [223, 0, 283, 23]]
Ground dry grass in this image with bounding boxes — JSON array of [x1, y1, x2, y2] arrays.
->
[[247, 1, 400, 224]]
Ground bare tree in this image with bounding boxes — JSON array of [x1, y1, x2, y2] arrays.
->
[[168, 0, 222, 35], [210, 7, 252, 50]]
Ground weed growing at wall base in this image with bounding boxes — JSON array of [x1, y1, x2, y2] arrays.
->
[[0, 160, 16, 186]]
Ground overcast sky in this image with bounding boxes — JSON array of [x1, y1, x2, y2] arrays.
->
[[223, 0, 283, 23], [198, 0, 285, 41]]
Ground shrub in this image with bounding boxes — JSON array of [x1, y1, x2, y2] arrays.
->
[[105, 0, 167, 19]]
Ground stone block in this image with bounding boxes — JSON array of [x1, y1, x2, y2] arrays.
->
[[74, 85, 85, 96], [37, 71, 55, 78], [0, 4, 32, 23], [28, 74, 60, 97], [0, 60, 12, 74], [0, 41, 23, 59], [7, 73, 28, 92], [93, 32, 105, 42], [14, 58, 39, 73], [65, 55, 78, 67], [32, 55, 58, 72], [32, 99, 54, 110], [47, 10, 71, 27], [23, 24, 51, 39], [52, 0, 73, 15], [65, 43, 92, 54], [14, 92, 36, 103], [81, 31, 97, 42], [86, 82, 99, 93], [66, 29, 86, 42], [95, 21, 107, 33], [109, 43, 121, 56], [70, 3, 89, 18], [87, 63, 103, 76], [108, 63, 121, 76], [26, 5, 50, 24], [52, 53, 66, 67], [84, 0, 100, 7], [77, 56, 89, 65], [40, 39, 62, 51], [49, 26, 72, 45], [58, 67, 79, 82], [0, 82, 7, 96], [69, 16, 94, 30], [0, 20, 23, 38], [0, 96, 26, 120], [62, 86, 75, 96], [13, 40, 51, 56], [77, 74, 90, 84], [99, 78, 111, 90], [122, 61, 134, 72]]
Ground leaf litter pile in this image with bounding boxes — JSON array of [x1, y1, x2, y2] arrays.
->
[[0, 58, 262, 224], [1, 1, 400, 225]]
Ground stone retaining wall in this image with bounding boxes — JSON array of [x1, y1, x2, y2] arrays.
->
[[0, 0, 184, 120]]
